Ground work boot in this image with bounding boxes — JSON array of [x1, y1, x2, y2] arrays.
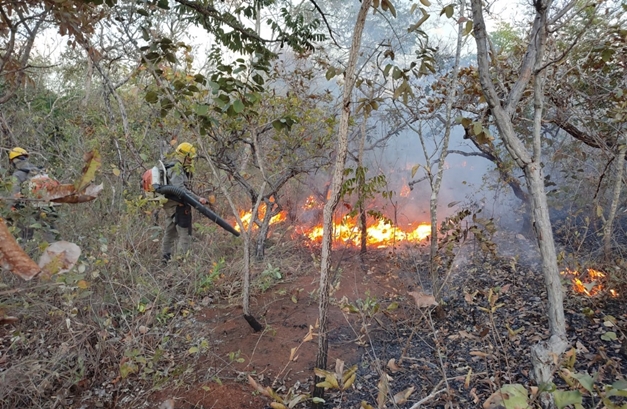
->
[[161, 253, 172, 265]]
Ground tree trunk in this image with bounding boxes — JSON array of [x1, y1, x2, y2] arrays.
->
[[603, 138, 626, 259], [470, 0, 568, 403], [430, 0, 465, 298], [358, 118, 367, 254], [82, 56, 93, 107], [313, 0, 372, 406]]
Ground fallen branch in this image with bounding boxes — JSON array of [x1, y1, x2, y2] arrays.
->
[[408, 383, 447, 409]]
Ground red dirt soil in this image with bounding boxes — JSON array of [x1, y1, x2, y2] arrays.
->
[[149, 249, 413, 409]]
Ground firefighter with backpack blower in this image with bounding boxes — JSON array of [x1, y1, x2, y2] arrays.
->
[[142, 142, 240, 264], [159, 142, 207, 263]]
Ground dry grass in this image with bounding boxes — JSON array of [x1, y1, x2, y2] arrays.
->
[[0, 197, 308, 408]]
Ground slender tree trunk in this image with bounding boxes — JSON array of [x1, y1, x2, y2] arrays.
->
[[470, 0, 568, 404], [82, 56, 93, 108], [603, 138, 626, 259], [313, 0, 372, 406], [358, 118, 367, 254], [430, 0, 465, 298]]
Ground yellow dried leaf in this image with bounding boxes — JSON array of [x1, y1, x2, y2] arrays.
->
[[343, 373, 356, 390], [465, 368, 473, 389], [247, 375, 270, 397], [302, 325, 315, 342], [393, 386, 415, 404], [377, 373, 390, 408]]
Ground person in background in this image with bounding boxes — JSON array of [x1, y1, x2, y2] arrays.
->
[[161, 142, 207, 263], [5, 147, 57, 242], [8, 147, 42, 206]]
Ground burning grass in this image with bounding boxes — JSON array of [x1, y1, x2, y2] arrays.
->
[[237, 196, 432, 248]]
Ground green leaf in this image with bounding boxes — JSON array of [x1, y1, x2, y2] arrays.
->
[[600, 331, 617, 341], [120, 361, 139, 378], [145, 91, 159, 104], [463, 20, 473, 36], [164, 52, 177, 63], [441, 4, 455, 18], [472, 121, 482, 135], [157, 0, 169, 9], [420, 0, 431, 6], [137, 8, 149, 17], [233, 99, 245, 113], [188, 346, 199, 354], [553, 390, 582, 409], [252, 74, 265, 85], [194, 104, 209, 116], [272, 119, 285, 131], [140, 26, 150, 41], [571, 372, 594, 393], [499, 384, 529, 409], [326, 67, 336, 81], [612, 379, 627, 390]]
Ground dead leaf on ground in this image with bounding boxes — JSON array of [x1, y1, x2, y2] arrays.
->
[[386, 358, 403, 373], [407, 290, 438, 308], [470, 350, 491, 358], [393, 386, 415, 404], [159, 398, 175, 409], [0, 315, 19, 325]]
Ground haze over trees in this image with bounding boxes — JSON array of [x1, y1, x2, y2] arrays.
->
[[1, 0, 626, 408]]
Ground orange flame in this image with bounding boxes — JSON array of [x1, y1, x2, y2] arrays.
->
[[560, 268, 613, 297], [237, 204, 287, 231], [302, 217, 431, 248]]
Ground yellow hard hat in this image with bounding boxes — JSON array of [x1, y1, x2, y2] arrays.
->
[[9, 147, 28, 161], [175, 142, 197, 158]]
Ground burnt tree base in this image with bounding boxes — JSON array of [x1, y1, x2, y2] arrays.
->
[[244, 314, 264, 332]]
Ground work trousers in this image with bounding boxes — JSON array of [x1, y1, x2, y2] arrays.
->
[[161, 207, 192, 257]]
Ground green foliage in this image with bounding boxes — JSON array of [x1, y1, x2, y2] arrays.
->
[[256, 263, 282, 292], [482, 349, 627, 409], [340, 166, 391, 220], [341, 291, 381, 318], [197, 257, 226, 294], [490, 22, 524, 53]]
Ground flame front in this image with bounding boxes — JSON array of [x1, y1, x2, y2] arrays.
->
[[235, 195, 432, 247], [303, 217, 431, 248]]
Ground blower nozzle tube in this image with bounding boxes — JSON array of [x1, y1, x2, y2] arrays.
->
[[155, 184, 240, 237]]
